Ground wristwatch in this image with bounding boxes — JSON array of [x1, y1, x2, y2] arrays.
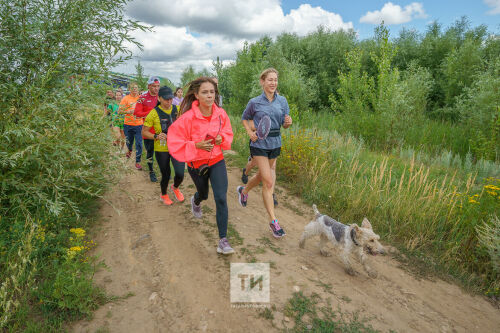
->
[[154, 134, 158, 140]]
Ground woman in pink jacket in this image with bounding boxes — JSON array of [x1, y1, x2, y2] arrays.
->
[[167, 77, 235, 255]]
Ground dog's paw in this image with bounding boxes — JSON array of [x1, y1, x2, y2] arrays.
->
[[320, 249, 331, 257], [345, 267, 356, 276], [367, 269, 378, 278]]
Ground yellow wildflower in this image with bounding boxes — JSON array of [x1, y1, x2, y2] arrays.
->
[[70, 228, 86, 237]]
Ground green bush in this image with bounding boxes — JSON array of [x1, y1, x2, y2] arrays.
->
[[0, 0, 144, 329], [456, 59, 500, 161]]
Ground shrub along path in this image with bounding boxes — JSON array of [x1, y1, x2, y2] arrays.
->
[[72, 151, 500, 332]]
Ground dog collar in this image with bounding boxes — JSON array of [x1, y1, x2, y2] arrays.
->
[[350, 228, 360, 246]]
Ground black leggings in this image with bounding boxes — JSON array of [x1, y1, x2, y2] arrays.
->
[[155, 151, 185, 195], [144, 139, 155, 172], [188, 159, 228, 239]]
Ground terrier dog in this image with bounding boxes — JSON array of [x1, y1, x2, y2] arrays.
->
[[299, 204, 385, 278]]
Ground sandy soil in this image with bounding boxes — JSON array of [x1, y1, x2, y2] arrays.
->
[[72, 151, 500, 333]]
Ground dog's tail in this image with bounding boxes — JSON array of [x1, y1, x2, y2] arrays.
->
[[312, 204, 322, 219]]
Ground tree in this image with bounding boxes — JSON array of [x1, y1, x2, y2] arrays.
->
[[0, 0, 146, 328], [180, 65, 197, 87], [0, 0, 148, 111], [135, 60, 148, 91]]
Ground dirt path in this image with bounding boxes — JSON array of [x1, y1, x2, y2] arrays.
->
[[72, 152, 500, 333]]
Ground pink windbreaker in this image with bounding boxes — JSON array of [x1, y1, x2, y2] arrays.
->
[[167, 100, 233, 163]]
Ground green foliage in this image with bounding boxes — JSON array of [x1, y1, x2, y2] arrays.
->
[[214, 19, 498, 162], [37, 250, 107, 319], [159, 77, 176, 90], [331, 29, 434, 151], [476, 214, 500, 281], [135, 60, 148, 91], [284, 292, 378, 332], [180, 65, 214, 87], [0, 0, 144, 329], [224, 39, 270, 114], [371, 25, 400, 115], [456, 59, 500, 160], [264, 47, 312, 111], [281, 27, 357, 110], [0, 218, 37, 327], [330, 48, 375, 114], [440, 36, 485, 114], [398, 62, 433, 116], [180, 65, 197, 87]]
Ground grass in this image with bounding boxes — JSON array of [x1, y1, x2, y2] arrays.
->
[[257, 236, 285, 255], [308, 278, 334, 295], [258, 307, 274, 320], [239, 244, 267, 262], [227, 223, 244, 246], [94, 326, 110, 333], [283, 292, 379, 332]]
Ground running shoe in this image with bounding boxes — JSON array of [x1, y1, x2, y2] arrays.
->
[[237, 186, 248, 207], [190, 195, 202, 218], [135, 163, 142, 170], [273, 193, 278, 207], [125, 150, 132, 158], [149, 171, 157, 182], [241, 168, 248, 184], [217, 237, 235, 255], [160, 194, 173, 206], [170, 185, 185, 202], [269, 219, 286, 238]]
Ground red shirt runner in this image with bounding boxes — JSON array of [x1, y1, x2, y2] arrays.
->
[[134, 91, 158, 138]]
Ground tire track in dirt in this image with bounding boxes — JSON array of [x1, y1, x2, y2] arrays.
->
[[72, 152, 500, 333]]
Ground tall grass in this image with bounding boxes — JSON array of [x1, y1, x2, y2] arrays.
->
[[229, 115, 500, 295], [0, 81, 122, 330], [287, 109, 499, 177]]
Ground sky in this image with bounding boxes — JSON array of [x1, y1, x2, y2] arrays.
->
[[114, 0, 500, 85]]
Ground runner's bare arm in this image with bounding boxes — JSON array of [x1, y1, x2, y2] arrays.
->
[[141, 126, 164, 140], [242, 119, 257, 142]]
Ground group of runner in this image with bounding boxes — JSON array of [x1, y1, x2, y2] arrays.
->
[[104, 68, 292, 255]]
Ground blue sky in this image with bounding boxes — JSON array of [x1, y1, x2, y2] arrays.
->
[[281, 0, 499, 38], [118, 0, 500, 84]]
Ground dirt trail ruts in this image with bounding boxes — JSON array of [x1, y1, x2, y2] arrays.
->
[[72, 151, 500, 333]]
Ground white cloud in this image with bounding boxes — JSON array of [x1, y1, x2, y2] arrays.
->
[[116, 25, 246, 83], [484, 0, 500, 14], [359, 2, 427, 25], [126, 0, 352, 38], [287, 4, 353, 34], [116, 0, 353, 83]]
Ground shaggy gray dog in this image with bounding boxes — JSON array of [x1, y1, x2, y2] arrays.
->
[[299, 205, 385, 278]]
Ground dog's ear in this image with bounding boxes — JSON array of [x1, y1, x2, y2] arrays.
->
[[361, 218, 372, 229], [352, 224, 360, 232]]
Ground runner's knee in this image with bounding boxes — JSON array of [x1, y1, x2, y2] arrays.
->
[[213, 192, 226, 207], [262, 177, 273, 189]]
